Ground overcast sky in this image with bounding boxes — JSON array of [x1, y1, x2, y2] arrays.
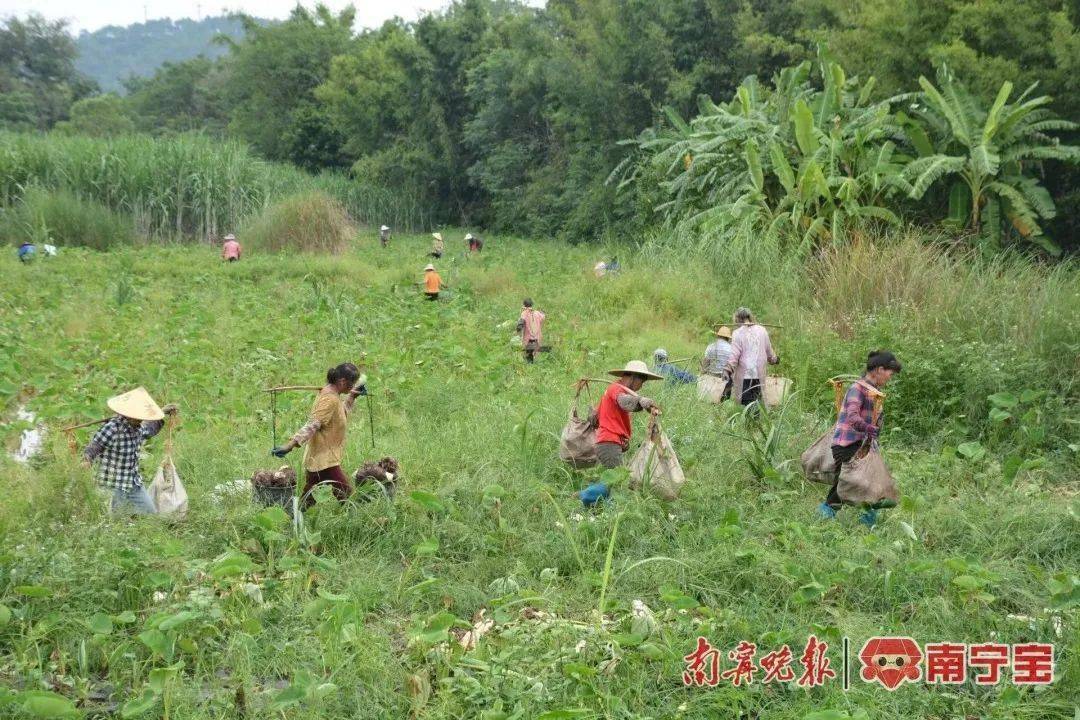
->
[[0, 0, 477, 33]]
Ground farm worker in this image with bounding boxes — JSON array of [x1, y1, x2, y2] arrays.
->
[[423, 263, 443, 300], [221, 234, 241, 262], [380, 225, 391, 247], [702, 326, 734, 400], [17, 242, 35, 263], [82, 387, 179, 515], [271, 363, 368, 509], [821, 350, 901, 526], [595, 361, 662, 468], [466, 233, 483, 253], [722, 307, 778, 406], [653, 348, 696, 384], [517, 298, 545, 363], [430, 233, 444, 259]]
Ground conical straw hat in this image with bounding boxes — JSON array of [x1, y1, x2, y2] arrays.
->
[[715, 325, 733, 339], [424, 263, 435, 271], [607, 360, 663, 381], [432, 232, 443, 241], [107, 387, 164, 421]]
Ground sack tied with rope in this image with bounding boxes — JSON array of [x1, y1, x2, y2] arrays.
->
[[628, 416, 685, 501], [559, 379, 599, 468]]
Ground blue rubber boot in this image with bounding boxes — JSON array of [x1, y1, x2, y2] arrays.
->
[[579, 483, 610, 507], [817, 502, 837, 520], [859, 508, 878, 528]]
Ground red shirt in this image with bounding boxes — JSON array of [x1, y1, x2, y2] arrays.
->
[[596, 382, 633, 447]]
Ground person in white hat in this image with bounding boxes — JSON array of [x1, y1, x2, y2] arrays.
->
[[465, 233, 483, 253], [82, 387, 178, 514], [430, 233, 444, 259], [221, 234, 241, 262], [595, 361, 662, 468], [423, 263, 443, 300], [380, 225, 391, 247]]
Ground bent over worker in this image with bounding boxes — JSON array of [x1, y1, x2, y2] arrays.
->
[[595, 361, 662, 468], [517, 298, 545, 363], [271, 363, 367, 509]]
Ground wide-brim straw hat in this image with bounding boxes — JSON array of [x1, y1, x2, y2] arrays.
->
[[715, 325, 733, 339], [608, 360, 664, 381], [107, 387, 164, 421], [432, 232, 443, 241], [224, 234, 235, 240], [424, 263, 436, 271], [465, 233, 474, 241], [380, 225, 389, 231]]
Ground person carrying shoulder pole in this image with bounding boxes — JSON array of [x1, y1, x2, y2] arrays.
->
[[595, 361, 662, 469], [821, 350, 901, 526], [722, 307, 779, 406], [82, 387, 179, 515], [270, 363, 368, 510]]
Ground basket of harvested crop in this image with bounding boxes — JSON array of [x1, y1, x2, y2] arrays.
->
[[251, 466, 297, 512], [353, 457, 400, 501]]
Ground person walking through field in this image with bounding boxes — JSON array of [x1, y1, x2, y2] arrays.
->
[[271, 363, 367, 509], [820, 350, 901, 526], [595, 361, 662, 468], [517, 298, 545, 363], [221, 234, 241, 262], [380, 225, 391, 247], [430, 233, 444, 259], [83, 387, 179, 515], [722, 308, 779, 406], [423, 263, 443, 300]]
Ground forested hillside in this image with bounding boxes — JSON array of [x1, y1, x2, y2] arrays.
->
[[74, 16, 257, 93]]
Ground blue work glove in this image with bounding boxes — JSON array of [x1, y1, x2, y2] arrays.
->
[[578, 482, 610, 507], [270, 446, 291, 458]]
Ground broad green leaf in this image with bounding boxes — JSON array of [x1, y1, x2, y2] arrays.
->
[[989, 408, 1012, 423], [793, 99, 818, 156], [988, 392, 1018, 408], [21, 692, 80, 718], [956, 442, 985, 461], [409, 491, 447, 513], [87, 613, 113, 635], [413, 537, 439, 556], [120, 689, 158, 718], [768, 141, 795, 192], [0, 605, 11, 627], [746, 139, 763, 192], [158, 611, 198, 632], [15, 585, 51, 598]]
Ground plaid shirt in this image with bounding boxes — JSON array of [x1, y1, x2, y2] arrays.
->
[[832, 379, 881, 447], [84, 416, 164, 490]]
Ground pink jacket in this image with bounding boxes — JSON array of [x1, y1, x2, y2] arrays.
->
[[727, 324, 778, 398], [222, 240, 241, 260]]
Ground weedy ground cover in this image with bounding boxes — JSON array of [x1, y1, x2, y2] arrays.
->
[[0, 232, 1076, 719]]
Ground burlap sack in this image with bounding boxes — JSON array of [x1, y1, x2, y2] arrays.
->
[[764, 376, 792, 407], [559, 384, 599, 468], [800, 431, 835, 484], [149, 454, 188, 518], [697, 375, 728, 404], [837, 444, 898, 506], [629, 419, 685, 501]]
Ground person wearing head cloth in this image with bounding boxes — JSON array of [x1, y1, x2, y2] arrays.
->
[[271, 363, 368, 509], [380, 225, 391, 247], [83, 387, 178, 514], [653, 348, 696, 384], [517, 298, 545, 364], [423, 263, 443, 300], [221, 234, 241, 262], [722, 307, 779, 406], [594, 361, 663, 469], [430, 232, 444, 259]]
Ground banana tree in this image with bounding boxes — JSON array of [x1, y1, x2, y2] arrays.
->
[[900, 71, 1080, 254]]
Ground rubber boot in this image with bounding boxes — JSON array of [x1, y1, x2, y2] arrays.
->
[[817, 502, 837, 520]]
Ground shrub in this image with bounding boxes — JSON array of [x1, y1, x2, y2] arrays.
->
[[0, 186, 135, 250], [240, 191, 353, 254]]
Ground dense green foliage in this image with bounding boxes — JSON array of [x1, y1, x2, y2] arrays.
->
[[7, 1, 1080, 247], [0, 231, 1076, 718], [0, 186, 135, 250], [0, 132, 431, 238], [74, 16, 254, 94], [239, 191, 353, 254]]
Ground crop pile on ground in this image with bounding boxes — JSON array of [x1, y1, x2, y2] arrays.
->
[[239, 191, 353, 254], [0, 232, 1075, 719]]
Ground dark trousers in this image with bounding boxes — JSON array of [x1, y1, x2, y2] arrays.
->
[[524, 339, 539, 363], [425, 292, 439, 301], [825, 443, 860, 508], [596, 442, 624, 469], [740, 379, 762, 405], [301, 465, 352, 509]]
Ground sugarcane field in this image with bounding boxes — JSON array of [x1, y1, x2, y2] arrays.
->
[[1, 2, 1079, 719]]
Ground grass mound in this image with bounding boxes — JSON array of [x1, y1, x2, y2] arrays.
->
[[0, 186, 135, 250], [240, 191, 353, 254]]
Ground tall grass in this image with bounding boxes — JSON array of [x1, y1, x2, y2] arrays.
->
[[240, 191, 353, 254], [0, 186, 136, 249], [0, 132, 431, 239]]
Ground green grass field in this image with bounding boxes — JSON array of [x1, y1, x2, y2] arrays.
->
[[0, 232, 1076, 719]]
